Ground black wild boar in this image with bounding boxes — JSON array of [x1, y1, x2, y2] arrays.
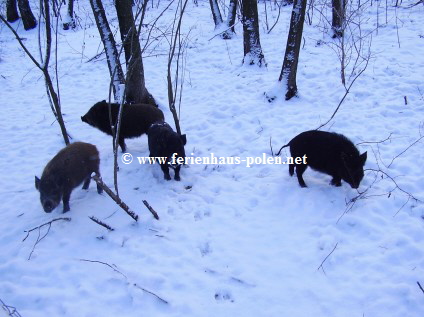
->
[[277, 130, 367, 188], [147, 121, 186, 181], [81, 100, 165, 152], [35, 142, 103, 213]]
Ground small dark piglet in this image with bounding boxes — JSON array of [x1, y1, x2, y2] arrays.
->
[[147, 121, 186, 181], [35, 142, 103, 213], [277, 130, 367, 188], [81, 100, 164, 152]]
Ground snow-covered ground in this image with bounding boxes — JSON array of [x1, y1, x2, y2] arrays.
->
[[1, 0, 423, 316]]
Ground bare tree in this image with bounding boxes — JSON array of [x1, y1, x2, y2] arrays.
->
[[63, 0, 76, 30], [0, 0, 70, 145], [279, 0, 307, 100], [241, 0, 266, 66], [167, 0, 189, 137], [332, 0, 346, 38], [209, 0, 223, 29], [115, 0, 156, 105], [89, 0, 125, 101], [208, 0, 238, 39], [17, 0, 37, 30], [6, 0, 19, 22], [222, 0, 238, 39]]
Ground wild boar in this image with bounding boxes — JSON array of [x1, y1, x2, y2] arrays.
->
[[35, 142, 103, 213], [277, 130, 367, 188], [81, 100, 164, 152], [147, 121, 186, 181]]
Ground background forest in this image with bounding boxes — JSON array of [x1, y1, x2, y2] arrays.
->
[[1, 0, 424, 316]]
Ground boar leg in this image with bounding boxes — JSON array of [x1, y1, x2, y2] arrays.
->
[[62, 190, 71, 213], [330, 177, 342, 187], [118, 138, 127, 152], [160, 164, 172, 181], [289, 164, 295, 176], [174, 165, 181, 181], [82, 177, 91, 190], [295, 165, 308, 188]]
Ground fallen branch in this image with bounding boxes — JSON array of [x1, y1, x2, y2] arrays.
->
[[93, 175, 139, 222], [142, 200, 160, 220], [89, 216, 115, 231], [317, 242, 339, 275], [134, 283, 169, 304], [23, 217, 71, 260]]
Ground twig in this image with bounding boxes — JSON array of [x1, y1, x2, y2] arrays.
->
[[89, 216, 115, 231], [142, 200, 160, 220], [317, 242, 339, 275], [80, 259, 169, 304], [22, 217, 71, 260], [269, 136, 275, 156], [93, 175, 139, 222], [356, 133, 393, 146], [0, 298, 22, 317], [417, 281, 424, 296], [365, 168, 422, 203], [316, 57, 369, 130], [79, 259, 127, 279], [387, 135, 424, 168], [134, 283, 169, 304]]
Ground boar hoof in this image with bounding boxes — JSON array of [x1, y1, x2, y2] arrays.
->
[[331, 178, 342, 187]]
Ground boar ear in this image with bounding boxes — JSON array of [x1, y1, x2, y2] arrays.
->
[[35, 176, 40, 190], [180, 134, 187, 146], [360, 151, 367, 165]]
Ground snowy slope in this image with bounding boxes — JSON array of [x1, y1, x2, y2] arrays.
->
[[0, 0, 424, 316]]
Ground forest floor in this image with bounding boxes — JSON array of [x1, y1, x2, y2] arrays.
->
[[0, 0, 424, 316]]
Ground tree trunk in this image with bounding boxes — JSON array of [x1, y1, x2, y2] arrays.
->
[[17, 0, 37, 30], [332, 0, 346, 38], [221, 0, 237, 39], [279, 0, 307, 100], [115, 0, 155, 105], [209, 0, 223, 29], [63, 0, 76, 30], [89, 0, 125, 102], [241, 0, 266, 67], [6, 0, 19, 22]]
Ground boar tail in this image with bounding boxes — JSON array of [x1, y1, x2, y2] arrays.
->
[[276, 143, 290, 156]]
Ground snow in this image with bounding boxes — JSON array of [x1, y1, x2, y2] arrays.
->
[[1, 0, 424, 316]]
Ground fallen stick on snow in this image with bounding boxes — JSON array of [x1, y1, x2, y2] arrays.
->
[[93, 175, 139, 222], [142, 200, 160, 220]]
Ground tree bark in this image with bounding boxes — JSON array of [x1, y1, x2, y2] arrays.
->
[[221, 0, 237, 39], [63, 0, 76, 30], [17, 0, 37, 30], [279, 0, 307, 100], [89, 0, 125, 102], [6, 0, 19, 22], [241, 0, 266, 66], [115, 0, 155, 105], [332, 0, 346, 38], [209, 0, 223, 29]]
